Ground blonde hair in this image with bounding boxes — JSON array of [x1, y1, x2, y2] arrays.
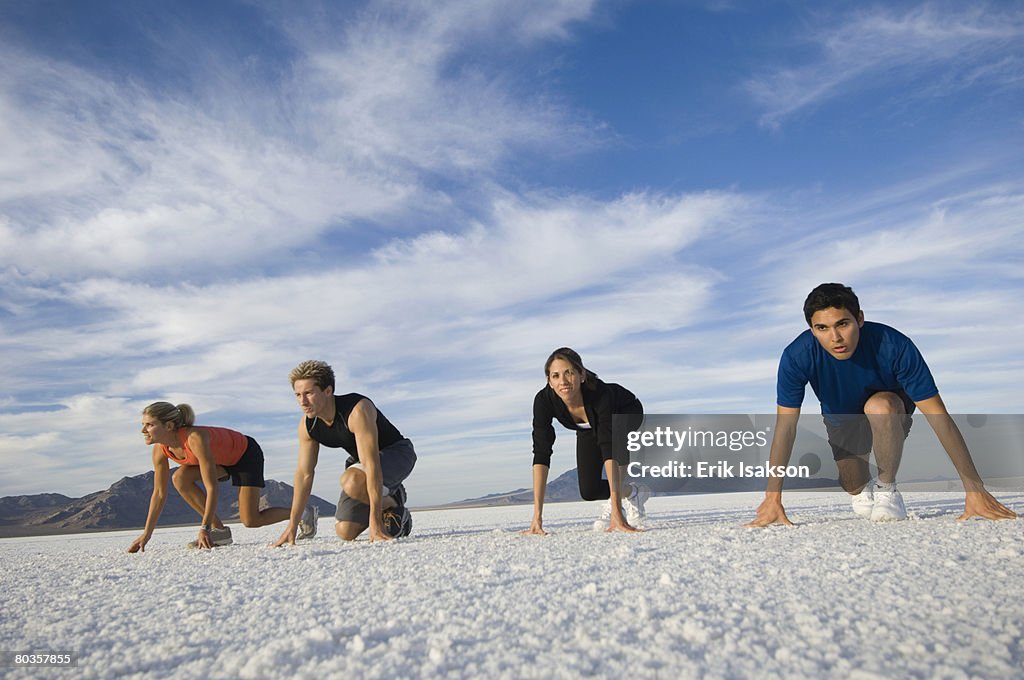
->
[[143, 402, 195, 429], [289, 360, 335, 391]]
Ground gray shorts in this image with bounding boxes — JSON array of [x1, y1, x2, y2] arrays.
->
[[335, 438, 416, 524], [825, 392, 916, 460]]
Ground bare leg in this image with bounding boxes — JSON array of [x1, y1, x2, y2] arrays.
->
[[865, 392, 907, 485], [236, 487, 291, 528], [335, 521, 367, 541], [172, 465, 225, 529], [836, 454, 871, 495], [339, 467, 397, 509], [334, 468, 397, 541]]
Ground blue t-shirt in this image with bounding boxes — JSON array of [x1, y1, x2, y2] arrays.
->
[[776, 321, 939, 416]]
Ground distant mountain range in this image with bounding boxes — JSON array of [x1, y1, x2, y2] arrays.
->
[[0, 472, 335, 538], [444, 467, 584, 508]]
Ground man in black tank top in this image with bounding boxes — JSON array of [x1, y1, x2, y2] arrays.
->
[[273, 360, 416, 545]]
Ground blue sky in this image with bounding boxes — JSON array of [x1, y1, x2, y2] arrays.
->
[[1, 1, 1022, 506]]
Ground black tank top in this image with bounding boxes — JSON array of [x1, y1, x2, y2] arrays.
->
[[306, 393, 404, 458]]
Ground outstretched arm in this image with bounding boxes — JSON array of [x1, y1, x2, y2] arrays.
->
[[525, 391, 558, 535], [746, 406, 800, 527], [349, 399, 390, 542], [522, 464, 550, 535], [273, 418, 320, 547], [916, 395, 1017, 520], [128, 448, 170, 553], [189, 429, 222, 549]]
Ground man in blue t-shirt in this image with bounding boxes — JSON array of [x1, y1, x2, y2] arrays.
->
[[748, 283, 1016, 526]]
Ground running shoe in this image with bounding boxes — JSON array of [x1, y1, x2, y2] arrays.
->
[[187, 526, 232, 548], [851, 485, 874, 518], [870, 484, 907, 522], [297, 504, 319, 540], [382, 506, 412, 538], [623, 484, 651, 525]]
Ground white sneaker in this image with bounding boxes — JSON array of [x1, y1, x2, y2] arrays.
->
[[623, 484, 650, 525], [592, 499, 613, 531], [870, 484, 907, 522], [297, 505, 319, 539], [851, 486, 874, 518]]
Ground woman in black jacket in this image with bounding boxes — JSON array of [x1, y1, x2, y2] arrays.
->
[[524, 347, 647, 534]]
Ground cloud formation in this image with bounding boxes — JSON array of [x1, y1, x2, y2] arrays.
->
[[748, 3, 1024, 128], [1, 1, 1022, 504]]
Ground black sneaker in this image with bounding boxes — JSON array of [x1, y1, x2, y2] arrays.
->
[[382, 506, 412, 538]]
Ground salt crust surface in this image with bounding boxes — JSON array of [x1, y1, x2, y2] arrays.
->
[[2, 491, 1023, 679]]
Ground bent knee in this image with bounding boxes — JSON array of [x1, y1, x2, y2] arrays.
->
[[864, 392, 906, 416], [239, 513, 259, 528], [340, 468, 366, 498], [171, 467, 193, 490], [335, 521, 364, 541], [839, 477, 868, 494]]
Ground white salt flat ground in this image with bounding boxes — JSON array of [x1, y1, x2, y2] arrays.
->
[[2, 491, 1023, 679]]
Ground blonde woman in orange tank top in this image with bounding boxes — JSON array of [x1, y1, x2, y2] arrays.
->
[[128, 401, 297, 551]]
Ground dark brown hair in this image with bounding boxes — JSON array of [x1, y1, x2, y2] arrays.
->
[[544, 347, 599, 388], [803, 283, 861, 325]]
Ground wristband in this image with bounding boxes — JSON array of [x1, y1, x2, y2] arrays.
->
[[200, 524, 211, 533]]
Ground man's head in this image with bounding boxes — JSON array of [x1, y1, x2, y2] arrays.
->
[[803, 283, 864, 360], [289, 360, 335, 418], [803, 283, 861, 325], [289, 360, 335, 391]]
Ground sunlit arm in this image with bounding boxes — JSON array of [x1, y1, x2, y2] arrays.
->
[[272, 418, 320, 547], [916, 395, 1016, 520], [745, 406, 799, 527], [350, 399, 390, 541], [128, 447, 170, 553], [522, 463, 549, 535]]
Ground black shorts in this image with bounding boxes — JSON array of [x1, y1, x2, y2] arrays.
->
[[825, 392, 915, 461], [220, 436, 266, 488]]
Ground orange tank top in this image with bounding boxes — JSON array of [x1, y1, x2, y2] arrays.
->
[[161, 426, 248, 467]]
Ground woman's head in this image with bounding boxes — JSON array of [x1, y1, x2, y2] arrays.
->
[[544, 347, 586, 379], [142, 402, 196, 429], [545, 347, 596, 403]]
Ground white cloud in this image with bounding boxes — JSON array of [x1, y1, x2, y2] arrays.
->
[[748, 3, 1024, 127], [0, 47, 414, 282], [2, 2, 1023, 506], [0, 1, 603, 284], [0, 186, 748, 501]]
